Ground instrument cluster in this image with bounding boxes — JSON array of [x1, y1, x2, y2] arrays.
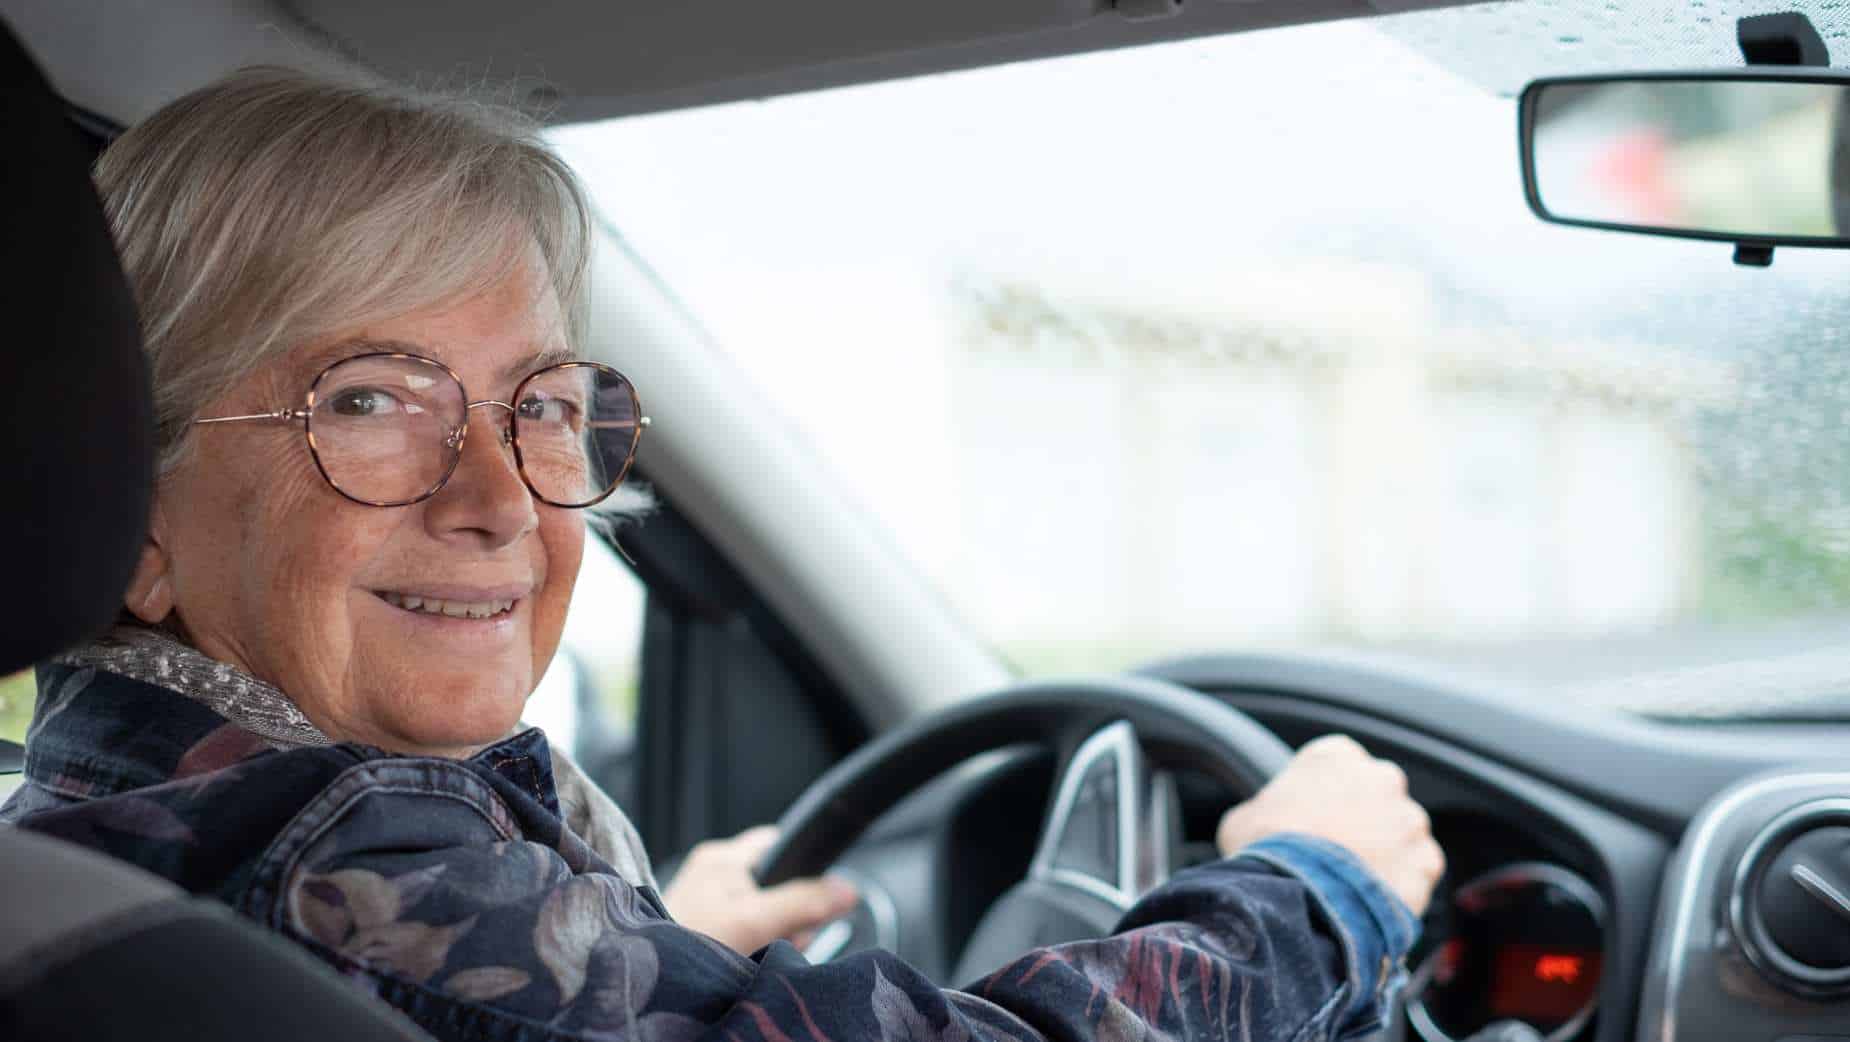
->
[[1404, 815, 1608, 1042]]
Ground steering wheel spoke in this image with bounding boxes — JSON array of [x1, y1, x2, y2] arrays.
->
[[1029, 720, 1177, 910]]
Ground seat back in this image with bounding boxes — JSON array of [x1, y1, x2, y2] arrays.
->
[[2, 827, 433, 1041], [0, 14, 153, 677], [0, 19, 435, 1042]]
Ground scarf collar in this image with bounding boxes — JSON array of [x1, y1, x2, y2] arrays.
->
[[38, 625, 658, 889], [53, 625, 331, 751]]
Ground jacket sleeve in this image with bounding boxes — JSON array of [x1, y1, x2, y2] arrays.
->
[[244, 760, 1416, 1042]]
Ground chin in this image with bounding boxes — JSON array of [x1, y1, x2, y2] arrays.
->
[[384, 680, 530, 757]]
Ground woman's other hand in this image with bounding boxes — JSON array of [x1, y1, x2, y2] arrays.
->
[[663, 825, 860, 954], [1215, 734, 1445, 916]]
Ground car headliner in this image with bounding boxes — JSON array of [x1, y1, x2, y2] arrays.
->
[[3, 0, 1481, 128]]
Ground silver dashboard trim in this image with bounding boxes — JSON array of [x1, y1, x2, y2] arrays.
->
[[1641, 769, 1850, 1042], [1724, 795, 1850, 996]]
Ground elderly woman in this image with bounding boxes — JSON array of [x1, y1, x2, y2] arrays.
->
[[3, 70, 1442, 1042]]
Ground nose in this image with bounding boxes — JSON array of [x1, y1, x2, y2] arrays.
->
[[421, 402, 537, 549]]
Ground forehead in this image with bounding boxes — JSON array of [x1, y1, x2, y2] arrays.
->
[[285, 284, 573, 391], [292, 337, 576, 389]]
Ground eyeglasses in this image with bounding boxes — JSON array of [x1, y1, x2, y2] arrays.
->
[[194, 351, 649, 508]]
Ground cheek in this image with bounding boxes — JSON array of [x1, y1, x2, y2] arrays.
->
[[531, 514, 585, 663], [241, 449, 405, 677], [257, 465, 395, 605], [168, 440, 314, 608], [168, 437, 400, 689]]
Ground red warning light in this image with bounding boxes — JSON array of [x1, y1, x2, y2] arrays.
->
[[1534, 954, 1583, 984], [1492, 946, 1600, 1020]]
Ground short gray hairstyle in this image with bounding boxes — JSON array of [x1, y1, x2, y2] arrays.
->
[[96, 67, 593, 477]]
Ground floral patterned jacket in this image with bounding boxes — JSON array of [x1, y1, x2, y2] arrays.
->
[[2, 661, 1417, 1042]]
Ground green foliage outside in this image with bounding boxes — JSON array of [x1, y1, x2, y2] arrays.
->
[[0, 669, 32, 746], [594, 672, 640, 735], [1701, 513, 1850, 621], [1690, 338, 1850, 625], [1, 669, 30, 798]]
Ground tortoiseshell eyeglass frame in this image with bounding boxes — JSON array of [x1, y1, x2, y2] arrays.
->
[[193, 351, 650, 508]]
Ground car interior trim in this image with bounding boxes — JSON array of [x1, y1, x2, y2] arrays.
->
[[1724, 796, 1850, 997], [1641, 770, 1850, 1042], [1027, 720, 1146, 911]]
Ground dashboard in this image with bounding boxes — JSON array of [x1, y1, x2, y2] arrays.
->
[[811, 652, 1850, 1042]]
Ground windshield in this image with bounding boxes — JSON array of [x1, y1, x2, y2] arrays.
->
[[550, 1, 1850, 720]]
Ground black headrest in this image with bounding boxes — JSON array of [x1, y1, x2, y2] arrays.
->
[[0, 19, 154, 673]]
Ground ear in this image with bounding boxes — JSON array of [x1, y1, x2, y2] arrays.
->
[[122, 502, 173, 624]]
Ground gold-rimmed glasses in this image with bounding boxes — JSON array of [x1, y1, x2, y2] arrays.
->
[[194, 352, 649, 508]]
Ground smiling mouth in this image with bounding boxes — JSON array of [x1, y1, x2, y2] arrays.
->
[[376, 591, 518, 620]]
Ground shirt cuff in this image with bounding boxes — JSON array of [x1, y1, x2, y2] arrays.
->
[[1235, 833, 1420, 1038]]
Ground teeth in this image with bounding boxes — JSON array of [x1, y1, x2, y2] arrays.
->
[[381, 592, 515, 619]]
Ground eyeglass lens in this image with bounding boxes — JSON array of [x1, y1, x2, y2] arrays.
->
[[304, 355, 640, 507], [512, 363, 643, 507]]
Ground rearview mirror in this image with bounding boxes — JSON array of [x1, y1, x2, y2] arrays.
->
[[1521, 73, 1850, 254]]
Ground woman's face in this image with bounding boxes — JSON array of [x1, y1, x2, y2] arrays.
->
[[129, 262, 586, 757]]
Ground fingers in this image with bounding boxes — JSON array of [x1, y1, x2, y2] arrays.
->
[[753, 876, 861, 941], [726, 825, 782, 865], [664, 823, 861, 954], [1299, 733, 1366, 759], [1213, 732, 1445, 917], [1416, 835, 1446, 883]]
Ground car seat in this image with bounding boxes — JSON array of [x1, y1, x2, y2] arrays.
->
[[0, 17, 434, 1041]]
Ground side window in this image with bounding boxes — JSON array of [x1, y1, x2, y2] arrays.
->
[[1, 668, 29, 800], [0, 671, 28, 745], [524, 532, 648, 808]]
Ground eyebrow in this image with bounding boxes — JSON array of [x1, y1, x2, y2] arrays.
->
[[300, 338, 580, 390], [496, 344, 578, 385], [299, 337, 425, 377]]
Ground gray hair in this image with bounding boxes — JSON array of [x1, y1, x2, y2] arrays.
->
[[96, 66, 594, 477]]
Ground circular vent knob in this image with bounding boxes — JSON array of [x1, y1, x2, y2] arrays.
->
[[1731, 799, 1850, 997]]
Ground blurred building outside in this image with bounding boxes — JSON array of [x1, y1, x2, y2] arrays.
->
[[940, 262, 1734, 671]]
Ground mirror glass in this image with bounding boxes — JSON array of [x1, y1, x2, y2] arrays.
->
[[1528, 77, 1850, 242]]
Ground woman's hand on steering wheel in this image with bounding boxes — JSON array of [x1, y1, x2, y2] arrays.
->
[[1216, 734, 1445, 916], [663, 825, 861, 954]]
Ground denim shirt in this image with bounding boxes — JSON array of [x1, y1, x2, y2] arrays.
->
[[2, 662, 1417, 1042]]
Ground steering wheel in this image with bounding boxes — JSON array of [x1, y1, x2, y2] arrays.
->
[[755, 675, 1292, 982]]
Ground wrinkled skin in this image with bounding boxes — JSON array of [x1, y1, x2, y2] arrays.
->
[[125, 260, 581, 758]]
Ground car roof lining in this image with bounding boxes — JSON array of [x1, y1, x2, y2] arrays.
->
[[2, 0, 1485, 127]]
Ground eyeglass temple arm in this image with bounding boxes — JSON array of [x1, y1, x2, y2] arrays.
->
[[194, 408, 309, 425]]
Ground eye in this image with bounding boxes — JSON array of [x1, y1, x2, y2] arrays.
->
[[517, 392, 582, 428], [327, 387, 406, 418]]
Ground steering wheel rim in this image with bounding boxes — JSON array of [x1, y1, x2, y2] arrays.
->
[[755, 674, 1291, 887]]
